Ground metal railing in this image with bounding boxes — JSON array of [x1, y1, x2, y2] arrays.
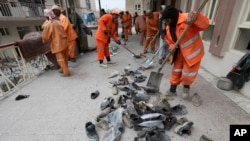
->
[[0, 42, 51, 99], [0, 1, 45, 18]]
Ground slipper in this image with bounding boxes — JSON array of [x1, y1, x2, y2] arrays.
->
[[91, 90, 100, 99], [15, 95, 30, 101], [192, 93, 202, 107]]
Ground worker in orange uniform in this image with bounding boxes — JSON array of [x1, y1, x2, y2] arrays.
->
[[42, 9, 70, 77], [135, 15, 146, 46], [143, 10, 160, 54], [126, 11, 133, 35], [51, 5, 78, 62], [162, 6, 209, 99], [95, 9, 121, 68], [120, 11, 129, 41]]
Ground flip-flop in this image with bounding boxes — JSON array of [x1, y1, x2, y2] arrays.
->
[[91, 90, 100, 99]]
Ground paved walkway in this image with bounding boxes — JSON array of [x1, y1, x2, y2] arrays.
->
[[0, 29, 250, 141]]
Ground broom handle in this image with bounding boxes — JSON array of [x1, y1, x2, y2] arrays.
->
[[158, 0, 208, 73]]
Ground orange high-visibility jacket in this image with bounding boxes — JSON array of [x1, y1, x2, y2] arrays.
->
[[42, 20, 68, 54], [145, 12, 160, 36], [165, 13, 209, 67], [121, 14, 129, 28], [95, 14, 119, 44], [59, 14, 77, 41]]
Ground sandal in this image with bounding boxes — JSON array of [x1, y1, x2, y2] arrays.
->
[[91, 90, 100, 99]]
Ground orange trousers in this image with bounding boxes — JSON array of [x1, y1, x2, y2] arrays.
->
[[170, 52, 201, 86], [123, 27, 129, 41], [96, 39, 110, 61], [68, 40, 76, 59], [144, 35, 157, 52], [128, 25, 132, 35], [55, 49, 70, 76]]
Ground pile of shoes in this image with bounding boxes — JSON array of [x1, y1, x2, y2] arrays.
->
[[86, 65, 196, 141]]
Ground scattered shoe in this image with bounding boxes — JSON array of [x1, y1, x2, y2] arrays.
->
[[129, 82, 141, 90], [133, 90, 150, 102], [118, 76, 129, 85], [112, 85, 119, 95], [192, 93, 202, 107], [122, 112, 133, 128], [133, 74, 147, 83], [174, 120, 193, 136], [163, 115, 177, 130], [97, 107, 111, 118], [108, 70, 119, 78], [85, 122, 99, 141], [99, 63, 108, 68], [58, 69, 63, 73], [166, 90, 177, 96], [182, 87, 190, 99], [95, 118, 110, 130], [15, 95, 30, 101], [91, 90, 100, 99], [170, 104, 188, 116], [200, 134, 213, 141], [100, 97, 115, 110]]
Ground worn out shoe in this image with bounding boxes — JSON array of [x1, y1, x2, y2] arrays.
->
[[99, 63, 107, 68]]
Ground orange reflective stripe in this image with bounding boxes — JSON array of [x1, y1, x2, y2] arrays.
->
[[187, 45, 204, 59], [180, 34, 199, 48], [182, 71, 198, 77], [173, 68, 182, 72]]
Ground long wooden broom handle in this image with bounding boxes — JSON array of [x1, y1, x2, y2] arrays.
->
[[158, 0, 209, 72]]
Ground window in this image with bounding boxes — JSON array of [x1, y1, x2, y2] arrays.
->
[[86, 0, 91, 9], [17, 26, 30, 39], [135, 4, 141, 11], [0, 28, 10, 36], [35, 25, 42, 32]]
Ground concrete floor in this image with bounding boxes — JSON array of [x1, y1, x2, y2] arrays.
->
[[0, 29, 250, 141]]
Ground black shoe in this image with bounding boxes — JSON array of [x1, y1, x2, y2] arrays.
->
[[15, 95, 30, 101], [85, 122, 99, 141]]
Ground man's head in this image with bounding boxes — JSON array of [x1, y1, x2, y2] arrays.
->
[[146, 10, 153, 18], [44, 9, 56, 20], [161, 6, 179, 26], [51, 5, 61, 17], [111, 9, 120, 22]]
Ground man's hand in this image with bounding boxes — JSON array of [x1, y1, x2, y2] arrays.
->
[[186, 11, 196, 25], [116, 40, 121, 45]]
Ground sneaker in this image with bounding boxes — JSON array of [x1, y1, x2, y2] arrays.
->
[[122, 112, 133, 128], [99, 63, 108, 68], [174, 120, 193, 136], [182, 87, 190, 99], [85, 122, 99, 141], [133, 90, 150, 102], [192, 93, 202, 107], [166, 90, 177, 96], [163, 115, 177, 130], [126, 99, 139, 119], [152, 95, 171, 112], [95, 118, 110, 130], [143, 50, 148, 54], [97, 107, 111, 118]]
